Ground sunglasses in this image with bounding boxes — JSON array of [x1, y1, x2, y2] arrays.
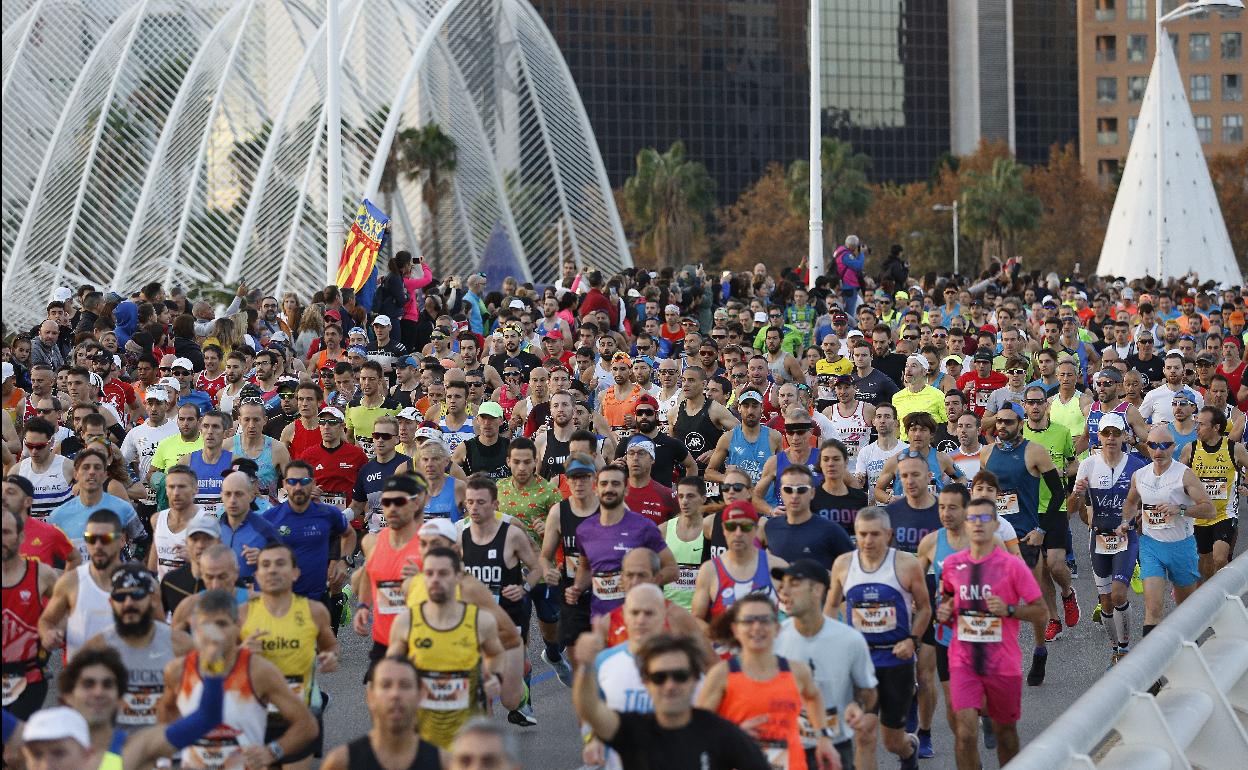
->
[[1005, 368, 1027, 375], [111, 588, 150, 602], [721, 482, 748, 493], [318, 417, 342, 426], [380, 496, 410, 508], [1171, 401, 1193, 407], [285, 476, 314, 486], [1146, 441, 1175, 450], [784, 425, 812, 435], [723, 521, 756, 533], [659, 368, 679, 374], [781, 485, 812, 495], [902, 335, 919, 341], [84, 532, 118, 545], [932, 333, 947, 339], [24, 441, 49, 450], [634, 409, 655, 417], [372, 432, 395, 441], [711, 333, 727, 340], [1023, 398, 1046, 405], [465, 380, 484, 388], [239, 396, 264, 405], [966, 513, 995, 523], [1100, 428, 1123, 437], [504, 371, 522, 378], [996, 418, 1018, 426], [645, 668, 693, 685], [172, 369, 191, 376]]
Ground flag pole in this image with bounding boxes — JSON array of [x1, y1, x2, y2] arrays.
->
[[326, 0, 344, 287]]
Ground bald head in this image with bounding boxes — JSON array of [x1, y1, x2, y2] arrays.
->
[[620, 547, 660, 591], [624, 582, 664, 608]]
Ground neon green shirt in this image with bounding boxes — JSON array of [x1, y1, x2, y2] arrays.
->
[[892, 385, 948, 425], [1024, 421, 1075, 512]]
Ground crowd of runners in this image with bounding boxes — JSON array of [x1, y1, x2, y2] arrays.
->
[[2, 242, 1246, 770]]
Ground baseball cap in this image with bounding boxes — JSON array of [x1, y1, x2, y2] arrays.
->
[[973, 348, 994, 363], [942, 355, 964, 368], [324, 309, 341, 322], [347, 345, 368, 356], [372, 314, 392, 327], [383, 474, 426, 495], [318, 406, 345, 422], [565, 457, 596, 477], [907, 354, 929, 373], [752, 311, 768, 324], [625, 437, 657, 459], [1097, 412, 1127, 433], [144, 386, 170, 403], [186, 512, 221, 539], [1096, 367, 1124, 383], [477, 401, 504, 418], [770, 558, 831, 589], [157, 376, 182, 392], [414, 426, 444, 443], [737, 389, 764, 404], [4, 474, 35, 498], [275, 375, 299, 391], [634, 394, 660, 412], [846, 329, 864, 339], [508, 299, 526, 310], [722, 499, 759, 523], [171, 357, 194, 372], [348, 326, 368, 338], [832, 374, 854, 386], [1172, 388, 1198, 404], [22, 706, 90, 748], [543, 328, 564, 340], [393, 407, 421, 423], [610, 352, 632, 366], [1229, 311, 1245, 325], [397, 355, 418, 368], [418, 518, 458, 542], [50, 287, 75, 304], [1195, 352, 1217, 365]]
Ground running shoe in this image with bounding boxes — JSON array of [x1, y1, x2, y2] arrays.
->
[[507, 702, 538, 727], [1045, 618, 1062, 642], [542, 648, 574, 688], [1131, 562, 1143, 594], [982, 716, 997, 750], [1027, 651, 1048, 686], [917, 730, 934, 758], [1063, 588, 1081, 628], [899, 734, 920, 770], [1092, 603, 1103, 624]]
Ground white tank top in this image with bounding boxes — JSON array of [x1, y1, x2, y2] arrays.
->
[[826, 400, 871, 463], [153, 508, 191, 579], [15, 455, 73, 518], [1135, 460, 1194, 542], [65, 564, 114, 659], [177, 650, 268, 769], [657, 390, 682, 425]]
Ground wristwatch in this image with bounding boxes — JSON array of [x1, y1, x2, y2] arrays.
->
[[266, 741, 285, 763], [1006, 604, 1017, 618], [1179, 504, 1188, 517], [820, 727, 838, 740]]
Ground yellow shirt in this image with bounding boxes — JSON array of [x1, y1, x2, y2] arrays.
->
[[239, 595, 318, 704], [407, 602, 484, 749], [892, 385, 948, 424], [1190, 437, 1237, 525]]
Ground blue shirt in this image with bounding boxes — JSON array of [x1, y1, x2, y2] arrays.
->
[[219, 512, 283, 583], [261, 501, 349, 600], [49, 493, 140, 554], [764, 515, 853, 570], [465, 290, 485, 335], [178, 390, 214, 414]]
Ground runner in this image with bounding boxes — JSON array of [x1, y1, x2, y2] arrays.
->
[[452, 401, 511, 480], [354, 473, 428, 661], [690, 500, 786, 629], [754, 406, 822, 513], [854, 404, 908, 492], [231, 399, 290, 502], [535, 389, 577, 479], [823, 375, 875, 467], [670, 365, 738, 495], [1178, 406, 1246, 580], [12, 416, 74, 519], [759, 463, 853, 570], [149, 464, 198, 579], [318, 656, 443, 770], [178, 410, 232, 518], [539, 453, 599, 658], [38, 508, 128, 660], [659, 476, 711, 611], [350, 415, 411, 533], [1, 507, 57, 719], [705, 390, 782, 486], [297, 406, 368, 514]]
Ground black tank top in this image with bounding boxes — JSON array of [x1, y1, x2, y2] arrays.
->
[[346, 735, 441, 770], [464, 436, 511, 480], [559, 500, 598, 592], [708, 512, 729, 560], [541, 430, 572, 480], [460, 521, 524, 612], [674, 398, 722, 468]]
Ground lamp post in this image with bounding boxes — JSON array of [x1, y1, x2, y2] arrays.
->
[[807, 0, 823, 289], [933, 201, 959, 277], [1153, 0, 1244, 278], [325, 0, 344, 286]]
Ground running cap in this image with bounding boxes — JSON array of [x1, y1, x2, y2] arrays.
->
[[418, 518, 458, 542], [1097, 412, 1127, 433], [50, 287, 74, 304], [477, 401, 504, 418], [565, 457, 596, 477], [318, 406, 345, 422], [171, 357, 194, 372], [722, 499, 759, 523], [413, 426, 444, 443], [1096, 368, 1124, 383], [770, 559, 830, 589], [737, 389, 764, 404], [395, 406, 422, 421], [906, 354, 929, 373], [372, 315, 392, 327], [22, 707, 90, 748], [111, 563, 158, 594], [186, 512, 221, 539]]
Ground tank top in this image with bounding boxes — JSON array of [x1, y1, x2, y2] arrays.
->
[[773, 447, 822, 503], [676, 398, 725, 498], [101, 623, 175, 727], [1086, 400, 1132, 452], [767, 353, 793, 383], [559, 500, 596, 588], [931, 530, 959, 647], [176, 649, 268, 769], [657, 389, 682, 425], [291, 419, 320, 459], [497, 385, 523, 421], [1081, 451, 1146, 533], [1135, 460, 1194, 542], [890, 446, 946, 498], [66, 564, 113, 660], [540, 429, 572, 480], [153, 508, 190, 579], [231, 435, 278, 498], [2, 561, 46, 705], [984, 440, 1041, 534], [1049, 392, 1087, 442], [240, 595, 318, 705], [346, 734, 442, 770], [464, 437, 511, 480], [844, 548, 914, 667], [460, 521, 524, 611], [708, 551, 776, 619], [368, 528, 424, 645], [188, 449, 233, 517], [728, 425, 773, 484], [407, 602, 484, 749], [1167, 423, 1198, 461], [826, 400, 872, 464], [719, 656, 807, 770], [439, 414, 475, 451], [663, 520, 707, 610], [423, 477, 460, 521], [15, 455, 73, 518], [1190, 438, 1238, 525]]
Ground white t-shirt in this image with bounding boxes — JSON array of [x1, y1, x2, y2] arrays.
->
[[855, 440, 909, 492], [775, 617, 878, 745], [1139, 384, 1204, 426], [120, 419, 180, 506]]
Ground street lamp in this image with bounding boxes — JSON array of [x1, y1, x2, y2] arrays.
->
[[807, 0, 823, 289], [933, 201, 959, 277], [1152, 0, 1243, 278], [326, 0, 345, 286]]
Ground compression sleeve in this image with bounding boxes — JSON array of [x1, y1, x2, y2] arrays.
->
[[1041, 468, 1065, 531], [163, 674, 224, 750], [3, 708, 18, 744]]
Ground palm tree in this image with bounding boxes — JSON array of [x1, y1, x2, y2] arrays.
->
[[621, 141, 715, 270], [960, 156, 1042, 269], [396, 123, 457, 273], [786, 137, 872, 251]]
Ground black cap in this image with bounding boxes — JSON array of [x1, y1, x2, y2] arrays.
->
[[973, 348, 994, 363], [770, 559, 830, 589], [383, 473, 428, 495], [227, 457, 260, 479], [4, 474, 34, 498]]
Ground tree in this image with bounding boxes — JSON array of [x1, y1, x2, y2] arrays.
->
[[714, 163, 807, 272], [1021, 143, 1113, 274], [622, 141, 715, 270], [396, 123, 457, 273], [1208, 147, 1248, 273], [960, 155, 1042, 269], [786, 137, 872, 251]]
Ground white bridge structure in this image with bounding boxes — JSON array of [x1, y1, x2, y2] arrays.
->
[[2, 0, 630, 330]]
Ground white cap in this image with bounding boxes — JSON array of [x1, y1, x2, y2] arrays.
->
[[171, 357, 194, 371], [907, 354, 929, 373], [626, 288, 641, 298], [508, 299, 526, 309], [372, 314, 392, 327], [22, 706, 90, 748], [414, 426, 444, 442], [418, 517, 458, 542], [846, 329, 864, 339], [50, 287, 74, 303], [158, 376, 182, 392], [1097, 412, 1127, 433], [144, 386, 170, 403], [665, 304, 681, 315], [754, 311, 768, 323], [318, 406, 345, 422], [395, 407, 422, 421], [1, 361, 12, 381]]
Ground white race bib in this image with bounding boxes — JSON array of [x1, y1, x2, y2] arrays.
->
[[592, 571, 624, 601], [1095, 532, 1128, 555], [419, 671, 471, 710], [1201, 477, 1229, 501], [996, 493, 1019, 517], [957, 611, 1003, 643], [851, 602, 897, 633], [1143, 504, 1173, 529], [376, 580, 406, 615]]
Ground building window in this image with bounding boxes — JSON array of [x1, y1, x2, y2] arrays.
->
[[1225, 114, 1244, 142], [1224, 32, 1243, 60], [1095, 0, 1116, 22], [1096, 35, 1117, 62], [1097, 158, 1120, 185], [1189, 33, 1211, 62], [1128, 116, 1138, 140], [1097, 77, 1118, 103], [1128, 75, 1148, 102], [1226, 74, 1244, 102], [1127, 34, 1149, 62], [1126, 0, 1147, 21], [1190, 74, 1212, 101], [1195, 115, 1212, 143], [1097, 117, 1119, 145]]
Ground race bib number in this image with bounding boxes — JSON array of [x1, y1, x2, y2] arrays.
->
[[1095, 532, 1128, 555], [996, 493, 1019, 517], [2, 673, 27, 707], [798, 708, 839, 747], [676, 563, 699, 590], [419, 671, 470, 710], [188, 735, 244, 769], [119, 686, 162, 725], [976, 389, 991, 408], [957, 611, 1003, 643], [376, 580, 406, 615], [321, 492, 348, 509], [760, 739, 790, 770], [1143, 504, 1173, 529], [851, 601, 897, 633], [564, 553, 580, 580], [592, 571, 624, 601], [1201, 477, 1229, 500]]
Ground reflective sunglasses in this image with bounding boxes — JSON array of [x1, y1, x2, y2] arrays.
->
[[781, 485, 812, 495], [1023, 398, 1046, 405], [284, 476, 314, 486], [645, 668, 693, 685], [372, 432, 395, 441], [24, 441, 49, 451], [1146, 441, 1175, 450], [1005, 368, 1027, 375], [239, 396, 264, 405], [380, 496, 410, 508], [723, 521, 756, 533], [318, 417, 342, 426], [83, 532, 119, 545], [784, 425, 812, 435]]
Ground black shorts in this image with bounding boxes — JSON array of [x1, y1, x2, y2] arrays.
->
[[1017, 543, 1041, 568], [5, 678, 48, 721], [934, 643, 950, 683], [1043, 523, 1069, 552], [1194, 518, 1238, 554], [558, 593, 592, 648], [265, 690, 327, 760], [871, 662, 916, 730]]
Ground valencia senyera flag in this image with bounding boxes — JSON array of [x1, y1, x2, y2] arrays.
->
[[336, 199, 390, 293]]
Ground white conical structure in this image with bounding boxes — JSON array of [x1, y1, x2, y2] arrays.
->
[[1097, 36, 1242, 286]]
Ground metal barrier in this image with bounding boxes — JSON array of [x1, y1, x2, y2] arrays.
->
[[1007, 552, 1248, 769]]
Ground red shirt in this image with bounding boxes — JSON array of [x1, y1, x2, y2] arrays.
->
[[625, 479, 677, 526], [100, 379, 136, 422], [195, 371, 227, 402], [1218, 360, 1245, 404], [21, 517, 75, 569], [659, 323, 686, 345], [957, 370, 1008, 417], [607, 599, 672, 647], [297, 441, 368, 508], [578, 288, 616, 327]]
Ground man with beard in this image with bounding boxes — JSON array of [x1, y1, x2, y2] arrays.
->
[[535, 389, 577, 479], [538, 454, 599, 664], [614, 395, 696, 486], [1, 508, 57, 719], [762, 325, 806, 384], [871, 326, 908, 388], [1125, 330, 1165, 391], [488, 323, 542, 379], [1082, 367, 1148, 454], [264, 377, 302, 440], [705, 390, 782, 487], [281, 382, 324, 458], [1140, 352, 1205, 424], [150, 403, 204, 488], [39, 508, 132, 661], [319, 656, 443, 770], [85, 564, 192, 729], [457, 333, 502, 392]]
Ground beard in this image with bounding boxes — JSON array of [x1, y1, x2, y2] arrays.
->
[[115, 608, 153, 638], [599, 490, 623, 508], [637, 418, 656, 433]]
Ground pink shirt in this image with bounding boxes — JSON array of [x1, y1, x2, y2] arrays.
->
[[401, 265, 433, 322], [939, 546, 1041, 676]]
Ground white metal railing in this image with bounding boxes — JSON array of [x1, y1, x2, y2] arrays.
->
[[1007, 552, 1248, 769]]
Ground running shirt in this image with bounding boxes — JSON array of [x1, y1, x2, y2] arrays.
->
[[120, 420, 179, 506], [187, 449, 233, 517], [439, 415, 475, 451], [1048, 392, 1087, 443], [939, 547, 1041, 676], [852, 368, 900, 407], [1086, 400, 1132, 452], [230, 435, 279, 500], [596, 643, 652, 714], [727, 425, 775, 485], [18, 516, 75, 569], [2, 561, 46, 706], [855, 441, 908, 493], [461, 522, 525, 617], [65, 564, 114, 661], [406, 602, 485, 750], [13, 455, 73, 518], [1189, 438, 1239, 524], [462, 437, 511, 480], [1076, 452, 1148, 533], [539, 430, 572, 480], [423, 477, 461, 522], [152, 508, 192, 579], [557, 500, 597, 590], [262, 501, 350, 600], [366, 529, 424, 646], [240, 595, 318, 705], [1135, 461, 1196, 542], [345, 733, 442, 770], [575, 511, 667, 617], [824, 400, 872, 464], [717, 656, 807, 770], [1167, 423, 1198, 461], [708, 552, 777, 620], [101, 623, 176, 727], [345, 400, 400, 460], [176, 649, 268, 769], [984, 440, 1042, 534], [775, 617, 877, 746], [497, 475, 563, 543], [769, 447, 822, 506], [625, 480, 678, 526], [764, 515, 853, 570], [663, 521, 708, 610], [889, 446, 950, 498], [353, 453, 412, 533], [814, 359, 854, 406], [885, 495, 940, 554], [674, 399, 724, 477], [290, 419, 320, 460], [844, 549, 914, 668], [49, 493, 139, 558], [811, 485, 869, 537], [1023, 422, 1075, 514]]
